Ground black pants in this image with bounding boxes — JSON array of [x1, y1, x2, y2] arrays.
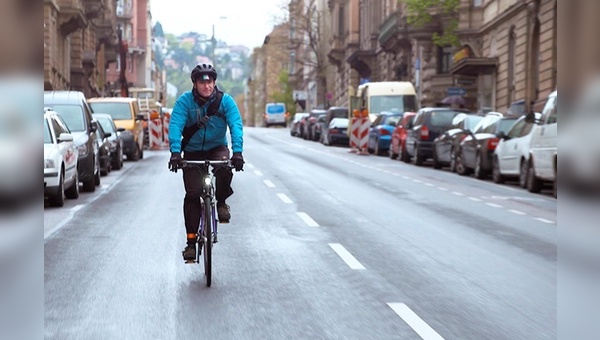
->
[[182, 146, 233, 236]]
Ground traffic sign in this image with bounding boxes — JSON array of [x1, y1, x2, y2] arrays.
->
[[447, 87, 466, 96]]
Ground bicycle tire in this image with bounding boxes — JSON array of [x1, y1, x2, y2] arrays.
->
[[203, 196, 212, 287]]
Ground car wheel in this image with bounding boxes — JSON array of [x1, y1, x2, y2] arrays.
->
[[492, 157, 505, 184], [414, 147, 424, 166], [95, 167, 101, 186], [100, 161, 108, 176], [527, 160, 543, 193], [389, 148, 398, 160], [519, 159, 528, 188], [48, 170, 65, 207], [449, 148, 456, 172], [474, 152, 486, 179], [65, 170, 79, 199], [455, 150, 469, 176], [400, 145, 410, 163], [432, 148, 441, 169]]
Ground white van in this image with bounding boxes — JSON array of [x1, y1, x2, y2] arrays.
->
[[351, 81, 418, 122], [264, 103, 287, 127], [527, 91, 557, 193]]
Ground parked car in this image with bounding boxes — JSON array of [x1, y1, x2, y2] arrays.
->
[[492, 113, 541, 186], [88, 97, 145, 161], [290, 112, 309, 137], [322, 118, 350, 146], [389, 112, 416, 161], [405, 107, 468, 165], [94, 119, 113, 176], [44, 110, 79, 207], [44, 91, 100, 192], [93, 113, 124, 170], [456, 113, 518, 178], [321, 107, 348, 141], [311, 114, 327, 141], [432, 113, 483, 170], [526, 90, 557, 193], [367, 112, 403, 155], [302, 109, 326, 140]]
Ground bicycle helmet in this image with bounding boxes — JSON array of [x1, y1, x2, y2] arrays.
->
[[191, 63, 218, 82]]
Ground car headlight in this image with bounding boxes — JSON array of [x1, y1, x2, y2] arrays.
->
[[44, 159, 55, 169], [77, 144, 89, 157]]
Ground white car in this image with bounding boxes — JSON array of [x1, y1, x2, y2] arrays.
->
[[493, 113, 541, 187], [44, 110, 79, 207], [527, 91, 557, 194]]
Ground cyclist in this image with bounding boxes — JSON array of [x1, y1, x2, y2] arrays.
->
[[168, 63, 245, 261]]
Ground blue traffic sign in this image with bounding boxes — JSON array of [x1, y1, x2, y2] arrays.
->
[[447, 87, 466, 96]]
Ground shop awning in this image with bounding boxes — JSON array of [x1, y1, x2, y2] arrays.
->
[[450, 57, 498, 76]]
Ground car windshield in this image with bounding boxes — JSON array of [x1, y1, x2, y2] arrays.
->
[[370, 95, 417, 114], [89, 102, 132, 120], [96, 117, 115, 133], [330, 118, 348, 128], [495, 118, 518, 133], [429, 110, 458, 127], [465, 115, 483, 129], [48, 105, 85, 132], [44, 119, 52, 143]]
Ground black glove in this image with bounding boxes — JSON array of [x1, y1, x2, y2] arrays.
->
[[169, 152, 183, 172], [230, 152, 244, 172]]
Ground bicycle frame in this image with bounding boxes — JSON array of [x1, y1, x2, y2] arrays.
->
[[181, 159, 229, 286]]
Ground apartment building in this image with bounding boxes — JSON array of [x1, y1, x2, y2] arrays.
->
[[44, 0, 118, 98], [324, 0, 556, 113]]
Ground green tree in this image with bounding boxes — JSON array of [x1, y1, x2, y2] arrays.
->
[[270, 71, 295, 116], [401, 0, 461, 47]]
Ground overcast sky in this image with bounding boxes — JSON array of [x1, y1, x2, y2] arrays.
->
[[150, 0, 288, 49]]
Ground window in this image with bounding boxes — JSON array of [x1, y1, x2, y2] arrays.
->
[[437, 46, 452, 74], [507, 27, 516, 106], [473, 0, 483, 7]]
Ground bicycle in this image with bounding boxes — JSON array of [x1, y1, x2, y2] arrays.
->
[[180, 159, 231, 287]]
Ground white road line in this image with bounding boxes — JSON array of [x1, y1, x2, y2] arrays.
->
[[402, 176, 410, 180], [438, 187, 448, 191], [413, 179, 423, 183], [296, 212, 319, 227], [485, 203, 503, 208], [245, 163, 255, 169], [387, 303, 445, 340], [253, 170, 263, 176], [424, 183, 434, 187], [509, 209, 526, 215], [277, 193, 293, 204], [535, 217, 555, 224], [467, 197, 482, 202], [329, 243, 366, 270], [263, 180, 275, 188], [452, 191, 464, 196]]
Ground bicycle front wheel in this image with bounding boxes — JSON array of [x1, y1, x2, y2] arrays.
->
[[203, 196, 213, 287]]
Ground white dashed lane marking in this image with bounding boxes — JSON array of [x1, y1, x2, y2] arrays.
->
[[387, 303, 445, 340], [485, 203, 503, 208], [329, 243, 365, 270], [253, 170, 263, 176], [277, 193, 293, 204], [263, 179, 275, 188], [452, 191, 464, 196], [509, 209, 526, 215], [535, 217, 555, 224], [467, 197, 482, 202], [297, 212, 319, 227]]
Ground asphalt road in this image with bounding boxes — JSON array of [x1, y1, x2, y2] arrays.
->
[[44, 127, 556, 339]]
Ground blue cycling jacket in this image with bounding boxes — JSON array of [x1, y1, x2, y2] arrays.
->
[[168, 90, 243, 154]]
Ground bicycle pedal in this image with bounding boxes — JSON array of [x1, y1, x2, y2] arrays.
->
[[184, 259, 196, 264]]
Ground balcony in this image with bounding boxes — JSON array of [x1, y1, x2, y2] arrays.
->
[[58, 0, 87, 36], [378, 10, 410, 53], [83, 0, 105, 20]]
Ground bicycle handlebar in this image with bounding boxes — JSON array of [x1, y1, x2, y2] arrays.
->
[[180, 159, 232, 168]]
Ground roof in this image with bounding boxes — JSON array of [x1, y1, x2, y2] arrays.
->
[[88, 97, 137, 103], [44, 91, 86, 104]]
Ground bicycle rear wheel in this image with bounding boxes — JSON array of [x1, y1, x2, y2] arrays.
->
[[203, 196, 213, 287]]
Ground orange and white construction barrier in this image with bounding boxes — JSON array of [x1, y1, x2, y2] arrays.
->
[[149, 117, 164, 150], [349, 109, 370, 154], [162, 113, 170, 147]]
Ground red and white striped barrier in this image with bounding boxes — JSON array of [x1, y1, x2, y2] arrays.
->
[[349, 117, 362, 153], [162, 114, 170, 147], [357, 117, 370, 155], [149, 118, 164, 150]]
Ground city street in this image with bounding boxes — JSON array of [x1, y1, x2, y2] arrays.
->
[[44, 127, 556, 339]]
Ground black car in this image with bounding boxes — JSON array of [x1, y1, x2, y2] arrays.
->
[[432, 113, 483, 170], [405, 107, 469, 166], [44, 91, 101, 192], [93, 113, 124, 171], [94, 119, 113, 176], [322, 118, 350, 146], [302, 109, 327, 140], [456, 113, 518, 179]]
